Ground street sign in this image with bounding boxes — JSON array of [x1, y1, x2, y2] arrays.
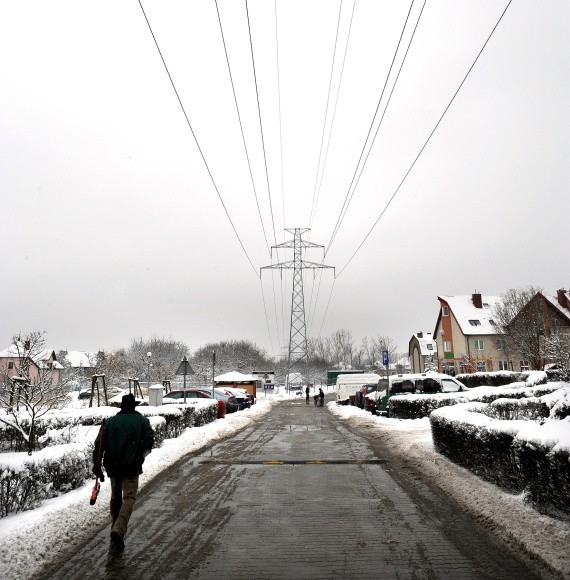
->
[[382, 350, 389, 366]]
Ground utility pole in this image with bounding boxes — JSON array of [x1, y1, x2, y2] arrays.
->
[[261, 228, 334, 392]]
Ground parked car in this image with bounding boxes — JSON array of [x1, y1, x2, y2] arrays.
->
[[223, 387, 254, 410], [163, 389, 226, 418], [372, 372, 467, 417], [193, 387, 240, 413]]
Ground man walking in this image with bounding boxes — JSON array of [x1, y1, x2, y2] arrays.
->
[[93, 393, 154, 549]]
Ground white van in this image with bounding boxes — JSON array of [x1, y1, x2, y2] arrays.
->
[[336, 373, 381, 404], [373, 372, 466, 415]]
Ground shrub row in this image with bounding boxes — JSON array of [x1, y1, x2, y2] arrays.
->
[[430, 403, 570, 518], [0, 445, 91, 517], [388, 383, 565, 420], [0, 401, 218, 517], [456, 371, 531, 388], [0, 401, 217, 452]]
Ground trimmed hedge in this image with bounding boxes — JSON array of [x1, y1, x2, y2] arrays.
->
[[388, 382, 564, 420], [0, 446, 91, 517], [456, 371, 531, 388], [0, 401, 218, 518], [430, 403, 570, 518]]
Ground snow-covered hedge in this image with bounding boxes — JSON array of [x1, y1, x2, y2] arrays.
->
[[0, 401, 218, 452], [455, 370, 546, 388], [0, 400, 218, 517], [388, 376, 559, 420], [430, 400, 570, 518], [0, 444, 91, 517]]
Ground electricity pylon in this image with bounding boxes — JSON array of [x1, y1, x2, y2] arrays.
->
[[261, 228, 334, 390]]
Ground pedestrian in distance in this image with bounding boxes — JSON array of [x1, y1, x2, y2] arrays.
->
[[318, 387, 325, 407], [93, 393, 154, 550], [305, 385, 310, 404]]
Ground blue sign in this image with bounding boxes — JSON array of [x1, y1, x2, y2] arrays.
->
[[382, 350, 389, 366]]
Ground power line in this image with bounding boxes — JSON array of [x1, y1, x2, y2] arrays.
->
[[309, 0, 356, 230], [137, 0, 258, 277], [326, 0, 416, 255], [337, 0, 514, 277], [246, 0, 278, 246], [215, 0, 271, 255], [308, 0, 343, 228], [259, 278, 276, 358], [327, 0, 426, 253], [274, 0, 286, 235]]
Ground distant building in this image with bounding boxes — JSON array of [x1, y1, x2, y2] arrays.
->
[[433, 292, 504, 374], [409, 332, 437, 373], [0, 343, 63, 385]]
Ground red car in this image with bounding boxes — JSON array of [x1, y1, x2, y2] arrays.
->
[[163, 389, 226, 418]]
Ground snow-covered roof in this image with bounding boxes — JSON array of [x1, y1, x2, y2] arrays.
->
[[64, 351, 96, 368], [0, 345, 63, 369], [411, 332, 437, 355], [215, 371, 255, 382], [438, 295, 502, 335], [544, 294, 570, 323]]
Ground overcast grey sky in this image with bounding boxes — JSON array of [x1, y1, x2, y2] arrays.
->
[[1, 0, 568, 359]]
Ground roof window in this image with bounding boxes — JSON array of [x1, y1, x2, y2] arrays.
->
[[468, 320, 481, 326]]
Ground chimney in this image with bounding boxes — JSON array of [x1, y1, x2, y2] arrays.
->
[[557, 289, 569, 309], [417, 331, 423, 338], [472, 292, 483, 309]]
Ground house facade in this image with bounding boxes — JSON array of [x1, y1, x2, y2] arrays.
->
[[0, 344, 63, 385], [409, 331, 437, 373], [433, 293, 509, 374]]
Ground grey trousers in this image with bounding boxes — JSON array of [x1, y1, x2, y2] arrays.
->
[[110, 475, 139, 538]]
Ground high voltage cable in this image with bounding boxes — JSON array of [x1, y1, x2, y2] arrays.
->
[[259, 278, 276, 358], [274, 0, 287, 349], [337, 0, 514, 277], [215, 0, 271, 256], [326, 0, 416, 255], [309, 0, 356, 230], [308, 0, 343, 228], [318, 276, 337, 339], [274, 0, 286, 235], [137, 0, 258, 277], [215, 0, 283, 353], [327, 0, 426, 253], [246, 0, 278, 247]]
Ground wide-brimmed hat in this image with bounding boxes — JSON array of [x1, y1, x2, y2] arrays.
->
[[120, 393, 137, 410]]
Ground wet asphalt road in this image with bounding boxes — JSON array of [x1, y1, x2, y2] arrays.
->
[[42, 397, 542, 579]]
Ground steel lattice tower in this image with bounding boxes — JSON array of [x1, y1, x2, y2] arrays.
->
[[261, 228, 334, 389]]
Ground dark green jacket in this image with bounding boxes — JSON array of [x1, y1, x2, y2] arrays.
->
[[93, 410, 154, 478]]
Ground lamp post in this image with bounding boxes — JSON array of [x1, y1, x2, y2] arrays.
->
[[175, 356, 195, 404], [212, 351, 216, 398], [146, 351, 152, 391]]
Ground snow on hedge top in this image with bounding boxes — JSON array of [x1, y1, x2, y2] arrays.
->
[[431, 402, 570, 452], [439, 294, 501, 335]]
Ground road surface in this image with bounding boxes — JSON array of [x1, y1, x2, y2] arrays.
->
[[43, 396, 543, 579]]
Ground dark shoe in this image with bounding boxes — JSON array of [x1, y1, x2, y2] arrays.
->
[[110, 531, 125, 549]]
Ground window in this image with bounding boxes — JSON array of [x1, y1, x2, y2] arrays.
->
[[476, 361, 487, 372], [520, 361, 530, 372], [495, 338, 507, 351], [427, 344, 433, 350], [468, 320, 481, 326], [443, 341, 452, 352], [498, 361, 510, 371], [474, 339, 484, 350], [441, 378, 461, 393], [442, 306, 449, 316], [8, 361, 14, 369]]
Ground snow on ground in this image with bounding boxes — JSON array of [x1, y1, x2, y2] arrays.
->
[[0, 391, 294, 580], [328, 403, 570, 577]]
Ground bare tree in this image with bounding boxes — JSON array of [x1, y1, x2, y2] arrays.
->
[[0, 331, 71, 454], [542, 332, 570, 370], [128, 336, 188, 386], [370, 335, 399, 370], [492, 286, 545, 370], [328, 329, 354, 368]]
